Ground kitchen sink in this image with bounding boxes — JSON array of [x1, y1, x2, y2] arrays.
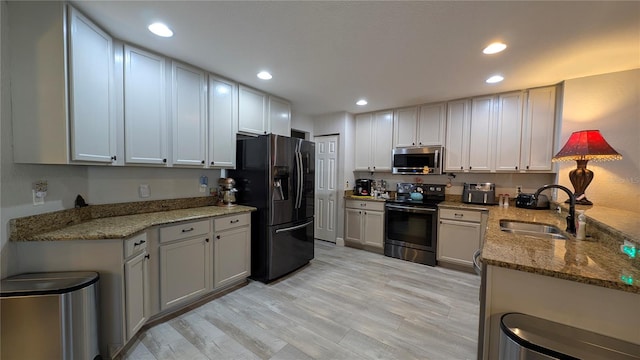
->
[[499, 220, 568, 240]]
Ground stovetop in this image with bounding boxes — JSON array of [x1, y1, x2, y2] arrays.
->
[[386, 183, 445, 207]]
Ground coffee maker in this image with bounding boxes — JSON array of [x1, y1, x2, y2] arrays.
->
[[217, 178, 238, 206], [355, 179, 373, 196]]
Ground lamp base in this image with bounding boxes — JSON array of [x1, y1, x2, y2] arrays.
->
[[565, 198, 593, 205]]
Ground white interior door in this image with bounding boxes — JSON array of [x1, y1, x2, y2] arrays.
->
[[314, 135, 338, 243]]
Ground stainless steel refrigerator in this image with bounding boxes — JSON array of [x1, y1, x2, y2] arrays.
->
[[229, 134, 315, 283]]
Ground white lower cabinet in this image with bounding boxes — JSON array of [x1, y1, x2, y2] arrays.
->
[[213, 213, 251, 289], [123, 233, 149, 340], [344, 200, 385, 249], [437, 208, 487, 268], [159, 220, 212, 310]]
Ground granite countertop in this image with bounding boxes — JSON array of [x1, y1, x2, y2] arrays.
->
[[344, 194, 388, 202], [440, 201, 639, 294], [12, 205, 256, 241]]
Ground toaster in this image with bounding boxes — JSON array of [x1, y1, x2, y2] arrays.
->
[[462, 183, 497, 205], [515, 193, 550, 209]]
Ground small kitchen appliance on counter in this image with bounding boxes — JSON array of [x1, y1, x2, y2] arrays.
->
[[217, 177, 238, 206], [462, 183, 497, 205], [355, 179, 373, 196], [516, 193, 550, 209]]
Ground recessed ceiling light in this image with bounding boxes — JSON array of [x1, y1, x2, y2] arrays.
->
[[486, 75, 504, 84], [257, 71, 272, 80], [356, 99, 368, 106], [483, 42, 507, 55], [148, 22, 173, 37]]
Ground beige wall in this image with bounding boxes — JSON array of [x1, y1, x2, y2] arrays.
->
[[559, 69, 639, 212]]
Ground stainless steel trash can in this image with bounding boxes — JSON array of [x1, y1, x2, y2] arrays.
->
[[499, 312, 640, 360], [1, 271, 100, 360]]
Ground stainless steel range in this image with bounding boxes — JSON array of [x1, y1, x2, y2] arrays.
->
[[384, 183, 445, 266]]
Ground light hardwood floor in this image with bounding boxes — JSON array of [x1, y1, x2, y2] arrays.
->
[[123, 241, 481, 360]]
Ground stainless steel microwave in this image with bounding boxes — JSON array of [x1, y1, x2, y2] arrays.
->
[[392, 146, 443, 175]]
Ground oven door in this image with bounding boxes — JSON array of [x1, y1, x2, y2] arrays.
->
[[385, 203, 437, 251]]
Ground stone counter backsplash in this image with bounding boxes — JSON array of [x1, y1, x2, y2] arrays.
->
[[10, 196, 218, 241]]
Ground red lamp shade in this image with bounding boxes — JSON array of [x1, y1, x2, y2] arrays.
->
[[552, 130, 622, 205], [552, 130, 622, 162]]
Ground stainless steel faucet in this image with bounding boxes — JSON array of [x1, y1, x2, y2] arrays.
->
[[534, 184, 576, 235]]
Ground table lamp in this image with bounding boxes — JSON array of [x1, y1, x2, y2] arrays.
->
[[552, 130, 622, 205]]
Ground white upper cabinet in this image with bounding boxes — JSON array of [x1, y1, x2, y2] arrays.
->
[[171, 62, 207, 167], [68, 6, 117, 163], [208, 76, 238, 168], [445, 99, 471, 171], [521, 86, 557, 171], [468, 96, 495, 172], [393, 106, 419, 147], [394, 103, 446, 148], [494, 92, 524, 171], [238, 86, 268, 135], [268, 96, 292, 137], [124, 46, 168, 165], [355, 111, 393, 172], [417, 103, 446, 146], [9, 2, 119, 165]]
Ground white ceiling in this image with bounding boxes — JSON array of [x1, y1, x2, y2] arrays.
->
[[73, 1, 640, 117]]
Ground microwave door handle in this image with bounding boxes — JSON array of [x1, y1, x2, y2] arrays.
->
[[434, 150, 439, 168]]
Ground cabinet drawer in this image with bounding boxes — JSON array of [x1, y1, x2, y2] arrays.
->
[[124, 232, 148, 258], [160, 219, 210, 243], [214, 213, 250, 232], [439, 208, 482, 222], [345, 200, 385, 211]]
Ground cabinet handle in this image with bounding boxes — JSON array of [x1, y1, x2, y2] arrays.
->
[[469, 166, 472, 170], [163, 158, 167, 163], [144, 254, 150, 260], [526, 165, 530, 170], [454, 213, 464, 218], [264, 131, 267, 135], [205, 238, 210, 243], [111, 155, 117, 161], [412, 142, 415, 145], [460, 166, 464, 170], [230, 219, 240, 224], [201, 160, 205, 164], [181, 227, 194, 233], [515, 166, 518, 170], [210, 161, 215, 165], [216, 235, 221, 239], [134, 240, 146, 246]]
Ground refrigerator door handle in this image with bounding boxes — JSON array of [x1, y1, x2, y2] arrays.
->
[[275, 220, 314, 234]]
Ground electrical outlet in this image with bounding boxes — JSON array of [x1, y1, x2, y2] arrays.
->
[[139, 184, 150, 198], [32, 180, 48, 205], [516, 185, 522, 194]]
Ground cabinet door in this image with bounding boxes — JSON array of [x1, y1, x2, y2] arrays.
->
[[269, 96, 291, 137], [437, 219, 481, 267], [345, 208, 363, 243], [521, 87, 557, 171], [354, 114, 373, 171], [68, 6, 116, 163], [372, 111, 393, 171], [213, 226, 251, 289], [124, 251, 148, 340], [208, 76, 238, 168], [124, 46, 168, 165], [468, 96, 495, 171], [160, 236, 211, 310], [238, 86, 267, 135], [495, 92, 524, 172], [445, 99, 470, 171], [362, 210, 384, 249], [418, 103, 446, 146], [393, 107, 418, 147], [171, 62, 206, 167]]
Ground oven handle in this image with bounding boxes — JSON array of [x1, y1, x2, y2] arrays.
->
[[385, 204, 437, 213]]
